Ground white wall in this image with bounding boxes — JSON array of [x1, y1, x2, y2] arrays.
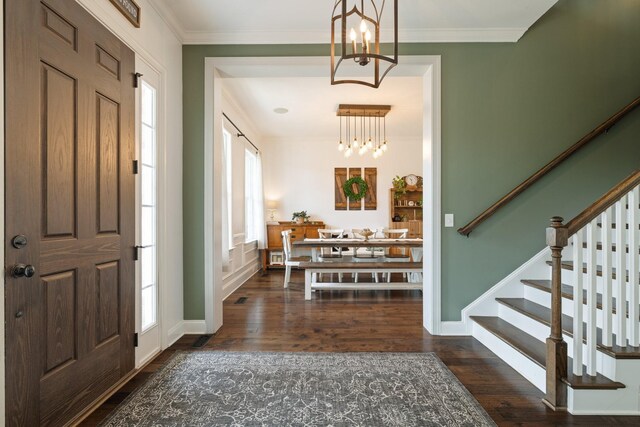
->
[[263, 137, 422, 231], [74, 0, 184, 347]]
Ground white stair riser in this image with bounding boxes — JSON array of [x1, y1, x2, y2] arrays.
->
[[560, 267, 639, 292], [569, 387, 640, 415], [579, 248, 637, 267], [471, 322, 546, 392]]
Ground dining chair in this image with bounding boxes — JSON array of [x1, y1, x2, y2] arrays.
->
[[352, 228, 381, 283], [382, 228, 410, 282], [281, 229, 311, 288], [317, 229, 345, 282]]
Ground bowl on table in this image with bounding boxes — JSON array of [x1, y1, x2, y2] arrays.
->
[[354, 228, 375, 241]]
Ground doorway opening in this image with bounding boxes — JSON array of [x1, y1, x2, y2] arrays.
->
[[203, 56, 442, 334]]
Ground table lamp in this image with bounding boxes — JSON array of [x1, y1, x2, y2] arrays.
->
[[266, 200, 278, 222]]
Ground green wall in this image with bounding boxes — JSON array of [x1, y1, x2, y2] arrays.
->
[[183, 0, 640, 321]]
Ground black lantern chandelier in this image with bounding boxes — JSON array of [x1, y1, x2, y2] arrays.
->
[[331, 0, 398, 88], [337, 104, 391, 159]]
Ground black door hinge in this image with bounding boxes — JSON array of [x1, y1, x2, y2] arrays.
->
[[134, 332, 139, 347], [134, 245, 150, 261], [133, 160, 139, 174], [134, 72, 143, 88]]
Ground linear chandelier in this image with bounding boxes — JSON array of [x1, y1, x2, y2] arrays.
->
[[337, 104, 390, 159], [331, 0, 398, 88]]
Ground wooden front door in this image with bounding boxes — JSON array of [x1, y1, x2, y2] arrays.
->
[[5, 0, 135, 425]]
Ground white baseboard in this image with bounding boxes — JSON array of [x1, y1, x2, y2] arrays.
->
[[182, 320, 208, 335], [439, 321, 469, 336], [223, 261, 260, 300], [165, 321, 185, 347]]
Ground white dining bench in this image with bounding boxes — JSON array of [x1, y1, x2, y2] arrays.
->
[[298, 261, 423, 300]]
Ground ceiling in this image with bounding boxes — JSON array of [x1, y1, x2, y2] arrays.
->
[[152, 0, 558, 44], [222, 76, 424, 141]]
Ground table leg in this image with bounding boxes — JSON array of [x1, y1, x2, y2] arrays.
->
[[305, 269, 312, 300]]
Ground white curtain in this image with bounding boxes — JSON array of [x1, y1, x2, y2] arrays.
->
[[220, 131, 231, 269], [254, 151, 266, 249]]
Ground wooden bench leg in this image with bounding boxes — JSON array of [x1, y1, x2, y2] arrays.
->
[[305, 269, 312, 300]]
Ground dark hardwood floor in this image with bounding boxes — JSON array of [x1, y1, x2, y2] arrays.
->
[[81, 270, 638, 426]]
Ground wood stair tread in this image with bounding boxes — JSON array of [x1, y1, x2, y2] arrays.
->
[[471, 316, 625, 390], [521, 279, 625, 316], [497, 298, 640, 359]]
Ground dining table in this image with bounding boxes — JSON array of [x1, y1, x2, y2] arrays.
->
[[293, 237, 424, 263], [293, 238, 424, 299]]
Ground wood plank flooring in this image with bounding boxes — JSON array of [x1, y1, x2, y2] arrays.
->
[[81, 270, 639, 426]]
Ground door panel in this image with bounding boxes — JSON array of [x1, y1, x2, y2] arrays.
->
[[5, 0, 135, 425], [42, 63, 78, 239]]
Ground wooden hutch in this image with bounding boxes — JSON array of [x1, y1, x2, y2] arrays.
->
[[389, 188, 423, 238]]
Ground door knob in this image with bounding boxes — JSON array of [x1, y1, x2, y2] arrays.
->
[[11, 264, 36, 278]]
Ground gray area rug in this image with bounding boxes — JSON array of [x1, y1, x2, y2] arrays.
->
[[102, 352, 496, 426]]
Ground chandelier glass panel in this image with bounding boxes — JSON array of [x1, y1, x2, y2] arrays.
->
[[337, 104, 390, 159], [331, 0, 398, 88]]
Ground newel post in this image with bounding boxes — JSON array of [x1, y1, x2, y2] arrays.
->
[[543, 216, 569, 411]]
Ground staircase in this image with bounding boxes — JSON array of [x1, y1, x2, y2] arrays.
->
[[469, 171, 640, 415]]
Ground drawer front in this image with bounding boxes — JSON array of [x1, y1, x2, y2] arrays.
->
[[289, 233, 304, 242], [304, 227, 320, 239]]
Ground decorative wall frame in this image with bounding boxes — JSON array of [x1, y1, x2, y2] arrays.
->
[[334, 167, 377, 210], [109, 0, 141, 28]]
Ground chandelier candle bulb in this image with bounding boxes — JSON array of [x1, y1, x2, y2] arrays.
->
[[331, 0, 399, 88]]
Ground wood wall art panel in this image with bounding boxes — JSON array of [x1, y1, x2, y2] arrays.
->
[[348, 168, 363, 210], [334, 168, 347, 210], [364, 167, 377, 210]]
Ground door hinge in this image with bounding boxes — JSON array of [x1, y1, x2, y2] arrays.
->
[[134, 332, 139, 347], [134, 245, 150, 261], [133, 160, 139, 174], [134, 72, 143, 88]]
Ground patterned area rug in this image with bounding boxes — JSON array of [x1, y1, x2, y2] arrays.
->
[[102, 352, 496, 426]]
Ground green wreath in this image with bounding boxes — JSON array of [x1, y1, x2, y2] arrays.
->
[[343, 176, 369, 201]]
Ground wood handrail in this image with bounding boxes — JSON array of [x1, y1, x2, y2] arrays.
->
[[458, 95, 640, 236], [565, 170, 640, 235]]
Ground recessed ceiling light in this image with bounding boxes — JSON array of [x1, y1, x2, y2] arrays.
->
[[273, 107, 289, 114]]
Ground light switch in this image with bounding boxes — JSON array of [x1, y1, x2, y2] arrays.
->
[[444, 214, 455, 228]]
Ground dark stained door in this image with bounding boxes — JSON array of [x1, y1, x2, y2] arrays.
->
[[5, 0, 135, 425]]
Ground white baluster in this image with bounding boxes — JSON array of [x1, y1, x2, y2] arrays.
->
[[628, 187, 639, 347], [586, 220, 598, 376], [572, 229, 584, 375], [601, 206, 613, 347], [615, 196, 628, 347]]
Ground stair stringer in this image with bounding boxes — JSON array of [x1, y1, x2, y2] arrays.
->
[[462, 247, 551, 334]]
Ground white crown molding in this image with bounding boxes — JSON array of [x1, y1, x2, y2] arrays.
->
[[182, 27, 527, 45], [146, 0, 186, 43]]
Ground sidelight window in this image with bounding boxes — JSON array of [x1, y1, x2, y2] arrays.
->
[[140, 81, 157, 332]]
